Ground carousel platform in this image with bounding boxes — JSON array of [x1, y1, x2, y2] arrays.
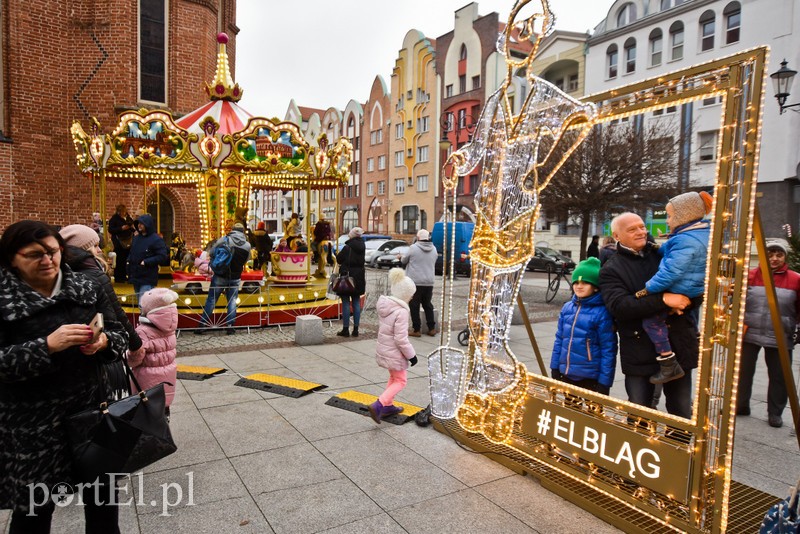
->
[[114, 271, 343, 329]]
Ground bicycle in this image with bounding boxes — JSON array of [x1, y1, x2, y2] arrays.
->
[[545, 263, 574, 303]]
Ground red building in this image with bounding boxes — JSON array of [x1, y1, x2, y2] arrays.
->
[[0, 0, 237, 245]]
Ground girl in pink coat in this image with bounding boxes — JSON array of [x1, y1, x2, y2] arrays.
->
[[128, 288, 179, 418], [368, 268, 418, 423]]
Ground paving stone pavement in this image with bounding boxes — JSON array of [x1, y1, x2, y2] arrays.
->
[[2, 271, 797, 533]]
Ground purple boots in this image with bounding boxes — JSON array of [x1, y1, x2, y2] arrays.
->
[[367, 400, 404, 424]]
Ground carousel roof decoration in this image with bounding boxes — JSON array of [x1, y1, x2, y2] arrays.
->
[[71, 32, 353, 188]]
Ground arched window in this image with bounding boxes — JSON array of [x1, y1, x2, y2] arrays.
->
[[616, 3, 637, 28], [724, 2, 741, 45], [606, 44, 619, 79], [649, 29, 663, 67], [624, 37, 637, 74], [347, 117, 355, 138], [147, 192, 174, 239], [669, 21, 684, 60], [699, 10, 716, 52], [459, 44, 467, 61]]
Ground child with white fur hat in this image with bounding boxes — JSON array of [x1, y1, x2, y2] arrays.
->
[[128, 288, 179, 419], [368, 268, 419, 423]]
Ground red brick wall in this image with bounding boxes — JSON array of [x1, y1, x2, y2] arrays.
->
[[1, 0, 236, 250]]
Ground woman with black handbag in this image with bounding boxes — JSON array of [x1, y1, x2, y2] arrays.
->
[[335, 227, 366, 337], [0, 220, 128, 533]]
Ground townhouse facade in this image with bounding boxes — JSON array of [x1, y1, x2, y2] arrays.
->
[[584, 0, 800, 236], [434, 3, 534, 222], [388, 29, 440, 239], [362, 76, 392, 234]]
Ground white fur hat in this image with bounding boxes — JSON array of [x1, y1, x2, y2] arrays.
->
[[140, 288, 179, 317], [388, 268, 416, 302]]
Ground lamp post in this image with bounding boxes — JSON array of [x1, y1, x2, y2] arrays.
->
[[439, 112, 476, 153], [770, 59, 799, 114], [439, 112, 476, 219]]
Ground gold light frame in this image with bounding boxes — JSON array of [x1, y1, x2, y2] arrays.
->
[[435, 47, 769, 534]]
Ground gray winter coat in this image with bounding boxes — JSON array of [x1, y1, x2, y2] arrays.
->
[[401, 240, 436, 287], [0, 266, 128, 512]]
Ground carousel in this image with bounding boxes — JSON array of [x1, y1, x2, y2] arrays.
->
[[71, 33, 352, 329]]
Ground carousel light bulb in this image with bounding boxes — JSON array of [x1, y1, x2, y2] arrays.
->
[[184, 298, 191, 305], [279, 295, 285, 302]]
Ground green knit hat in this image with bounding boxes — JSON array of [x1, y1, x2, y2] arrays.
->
[[572, 257, 601, 287]]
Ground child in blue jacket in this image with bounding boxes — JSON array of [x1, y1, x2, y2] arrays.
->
[[550, 257, 617, 394], [639, 191, 712, 385]]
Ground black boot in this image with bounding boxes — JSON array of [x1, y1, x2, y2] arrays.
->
[[650, 353, 685, 384], [352, 327, 359, 337], [336, 327, 350, 337]]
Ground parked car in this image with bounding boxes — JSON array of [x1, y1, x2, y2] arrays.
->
[[375, 245, 410, 269], [335, 233, 391, 252], [431, 221, 474, 276], [365, 239, 408, 267], [526, 247, 576, 272]]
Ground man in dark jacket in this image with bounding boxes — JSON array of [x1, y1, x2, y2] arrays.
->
[[599, 212, 695, 418], [196, 223, 252, 335], [127, 214, 169, 305], [250, 221, 273, 272]]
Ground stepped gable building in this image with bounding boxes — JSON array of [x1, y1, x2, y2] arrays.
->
[[0, 0, 237, 245], [389, 29, 439, 239]]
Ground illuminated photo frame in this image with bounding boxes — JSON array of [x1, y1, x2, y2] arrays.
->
[[433, 47, 769, 534]]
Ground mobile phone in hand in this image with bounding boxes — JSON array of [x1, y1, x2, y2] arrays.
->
[[88, 313, 104, 343]]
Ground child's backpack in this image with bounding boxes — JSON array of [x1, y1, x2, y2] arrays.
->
[[209, 237, 232, 273]]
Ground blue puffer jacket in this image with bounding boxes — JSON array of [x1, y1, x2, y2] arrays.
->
[[127, 214, 169, 287], [550, 292, 618, 388], [645, 220, 709, 298]]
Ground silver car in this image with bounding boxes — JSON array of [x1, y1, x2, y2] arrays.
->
[[365, 239, 408, 267]]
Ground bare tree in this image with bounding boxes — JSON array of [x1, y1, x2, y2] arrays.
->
[[541, 119, 682, 260]]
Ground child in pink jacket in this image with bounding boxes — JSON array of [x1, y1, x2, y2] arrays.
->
[[128, 288, 179, 419], [368, 268, 418, 423]]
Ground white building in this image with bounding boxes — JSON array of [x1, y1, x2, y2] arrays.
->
[[584, 0, 800, 236]]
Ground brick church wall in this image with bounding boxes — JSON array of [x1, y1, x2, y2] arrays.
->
[[1, 0, 237, 249]]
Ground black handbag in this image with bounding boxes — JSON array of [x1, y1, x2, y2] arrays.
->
[[66, 357, 177, 482], [332, 273, 356, 295], [333, 246, 356, 296]]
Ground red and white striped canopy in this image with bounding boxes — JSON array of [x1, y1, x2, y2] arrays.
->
[[176, 100, 252, 136]]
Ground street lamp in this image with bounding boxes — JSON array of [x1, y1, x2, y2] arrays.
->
[[439, 112, 476, 151], [770, 59, 799, 114]]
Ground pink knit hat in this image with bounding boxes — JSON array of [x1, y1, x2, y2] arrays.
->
[[140, 288, 179, 317], [59, 224, 100, 251]]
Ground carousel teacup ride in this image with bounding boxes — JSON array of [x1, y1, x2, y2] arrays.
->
[[269, 251, 310, 285]]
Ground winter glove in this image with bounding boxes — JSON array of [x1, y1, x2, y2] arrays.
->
[[550, 368, 563, 380], [409, 356, 418, 367]]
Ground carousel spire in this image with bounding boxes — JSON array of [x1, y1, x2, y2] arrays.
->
[[205, 32, 243, 102]]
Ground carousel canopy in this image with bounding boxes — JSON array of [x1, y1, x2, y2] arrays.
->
[[71, 32, 353, 189], [71, 32, 353, 243]]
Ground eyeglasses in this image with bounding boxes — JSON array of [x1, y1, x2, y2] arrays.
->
[[17, 248, 61, 262]]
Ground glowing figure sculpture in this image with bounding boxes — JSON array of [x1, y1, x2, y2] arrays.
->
[[429, 0, 596, 443]]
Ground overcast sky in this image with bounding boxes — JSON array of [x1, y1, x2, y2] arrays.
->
[[235, 1, 613, 117]]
